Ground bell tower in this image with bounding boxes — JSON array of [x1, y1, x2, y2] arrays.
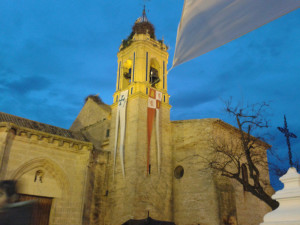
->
[[107, 8, 173, 225], [114, 8, 169, 104]]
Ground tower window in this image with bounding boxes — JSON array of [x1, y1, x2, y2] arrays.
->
[[149, 58, 160, 87], [118, 61, 121, 90], [150, 67, 160, 86], [146, 52, 148, 81], [116, 95, 118, 103], [106, 129, 110, 138], [164, 95, 165, 102], [163, 61, 165, 89], [131, 87, 133, 95], [122, 60, 133, 88], [146, 88, 148, 95], [133, 52, 135, 82], [174, 166, 184, 179]]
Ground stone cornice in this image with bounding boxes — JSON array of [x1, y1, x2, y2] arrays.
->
[[170, 118, 270, 149], [0, 122, 93, 152], [118, 33, 168, 56], [213, 119, 271, 149], [111, 91, 171, 109], [79, 117, 110, 132]]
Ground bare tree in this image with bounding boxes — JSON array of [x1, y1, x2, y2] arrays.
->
[[206, 100, 279, 210]]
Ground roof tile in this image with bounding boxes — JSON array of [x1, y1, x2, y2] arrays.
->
[[0, 112, 88, 142]]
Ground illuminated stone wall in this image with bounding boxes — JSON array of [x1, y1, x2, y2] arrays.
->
[[104, 95, 172, 225], [0, 123, 91, 225], [171, 119, 272, 225], [172, 119, 221, 225]]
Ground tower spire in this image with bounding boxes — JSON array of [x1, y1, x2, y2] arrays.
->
[[141, 5, 148, 22]]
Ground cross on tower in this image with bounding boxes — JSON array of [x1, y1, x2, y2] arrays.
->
[[277, 115, 297, 167], [118, 94, 126, 106], [141, 0, 151, 13]]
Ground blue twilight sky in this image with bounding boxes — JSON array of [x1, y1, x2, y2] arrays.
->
[[0, 1, 299, 189]]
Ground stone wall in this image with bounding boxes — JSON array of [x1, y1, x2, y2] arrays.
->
[[212, 121, 273, 225], [0, 124, 91, 225], [83, 150, 110, 225], [171, 119, 273, 225], [171, 119, 220, 225], [105, 94, 173, 224], [81, 119, 111, 151], [71, 97, 111, 132]]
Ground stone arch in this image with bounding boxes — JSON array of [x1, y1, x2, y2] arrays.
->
[[150, 58, 160, 70], [122, 59, 133, 88], [10, 157, 70, 198]]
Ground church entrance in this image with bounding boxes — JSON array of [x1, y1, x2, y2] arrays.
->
[[19, 194, 52, 225]]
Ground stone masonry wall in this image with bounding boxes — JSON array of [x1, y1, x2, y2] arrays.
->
[[105, 95, 173, 225], [212, 121, 273, 225], [0, 126, 91, 225], [171, 119, 273, 225], [171, 119, 220, 225], [83, 150, 110, 225], [71, 98, 111, 132]]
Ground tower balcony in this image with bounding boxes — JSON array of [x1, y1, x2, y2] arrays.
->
[[119, 33, 168, 52]]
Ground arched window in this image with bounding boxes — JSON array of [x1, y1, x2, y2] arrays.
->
[[241, 163, 248, 191], [122, 59, 132, 88], [149, 58, 160, 87]]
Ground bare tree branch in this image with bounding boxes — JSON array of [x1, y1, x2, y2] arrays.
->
[[204, 100, 279, 210]]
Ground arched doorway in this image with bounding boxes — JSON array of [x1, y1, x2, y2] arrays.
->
[[10, 158, 70, 225]]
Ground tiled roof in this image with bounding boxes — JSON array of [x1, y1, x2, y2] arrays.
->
[[0, 112, 88, 142]]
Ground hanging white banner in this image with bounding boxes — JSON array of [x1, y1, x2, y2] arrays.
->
[[172, 0, 300, 68], [113, 90, 128, 178], [156, 108, 161, 174]]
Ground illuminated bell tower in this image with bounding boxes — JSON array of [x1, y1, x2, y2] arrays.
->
[[107, 8, 173, 224], [114, 10, 169, 98]]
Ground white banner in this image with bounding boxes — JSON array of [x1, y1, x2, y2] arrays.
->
[[156, 108, 161, 174], [113, 90, 128, 178], [172, 0, 300, 68]]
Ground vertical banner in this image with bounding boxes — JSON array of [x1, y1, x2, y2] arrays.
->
[[147, 88, 162, 174], [155, 91, 162, 174], [113, 90, 128, 178], [113, 106, 120, 179]]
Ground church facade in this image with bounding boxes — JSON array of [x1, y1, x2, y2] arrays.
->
[[0, 10, 272, 225]]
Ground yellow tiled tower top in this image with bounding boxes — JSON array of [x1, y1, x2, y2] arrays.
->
[[113, 8, 169, 106]]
